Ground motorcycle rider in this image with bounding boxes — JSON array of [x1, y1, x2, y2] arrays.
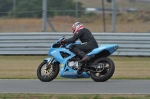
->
[[61, 22, 98, 63]]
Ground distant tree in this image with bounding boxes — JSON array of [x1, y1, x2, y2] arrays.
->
[[0, 0, 83, 18], [15, 0, 83, 18], [0, 0, 13, 17], [15, 0, 42, 18], [47, 0, 83, 17]]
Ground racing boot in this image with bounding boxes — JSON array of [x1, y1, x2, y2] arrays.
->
[[77, 51, 90, 63], [78, 55, 90, 63], [76, 51, 85, 73], [77, 51, 90, 73]]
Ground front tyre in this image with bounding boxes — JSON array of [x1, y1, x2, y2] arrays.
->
[[90, 57, 115, 82], [37, 61, 59, 82]]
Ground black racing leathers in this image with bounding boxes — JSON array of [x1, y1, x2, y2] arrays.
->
[[63, 28, 98, 59]]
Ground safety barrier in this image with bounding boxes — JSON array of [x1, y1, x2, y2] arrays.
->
[[0, 32, 150, 56]]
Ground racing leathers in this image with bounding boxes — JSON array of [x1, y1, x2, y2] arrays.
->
[[62, 28, 98, 62]]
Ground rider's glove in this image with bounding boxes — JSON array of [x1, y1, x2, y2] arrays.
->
[[61, 38, 65, 43], [58, 38, 65, 44]]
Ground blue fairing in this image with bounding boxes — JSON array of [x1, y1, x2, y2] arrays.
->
[[46, 42, 90, 78], [66, 41, 81, 49], [48, 48, 75, 63], [44, 38, 119, 78], [60, 64, 90, 78], [87, 44, 119, 56], [43, 57, 89, 78]]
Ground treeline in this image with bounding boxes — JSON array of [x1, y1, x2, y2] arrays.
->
[[0, 0, 83, 18]]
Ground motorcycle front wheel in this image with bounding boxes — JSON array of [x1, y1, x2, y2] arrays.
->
[[90, 57, 115, 82], [37, 61, 59, 82]]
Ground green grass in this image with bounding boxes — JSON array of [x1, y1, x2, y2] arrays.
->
[[0, 56, 150, 79], [0, 94, 150, 99]]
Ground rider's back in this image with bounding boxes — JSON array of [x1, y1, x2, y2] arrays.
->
[[78, 28, 98, 48]]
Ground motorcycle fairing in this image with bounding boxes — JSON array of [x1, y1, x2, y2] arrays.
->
[[48, 47, 75, 63], [45, 39, 118, 78], [60, 64, 90, 78], [46, 45, 90, 78], [87, 44, 119, 56], [44, 58, 90, 78], [65, 41, 81, 49]]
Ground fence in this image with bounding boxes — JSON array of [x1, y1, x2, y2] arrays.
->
[[0, 0, 150, 33], [0, 32, 150, 56]]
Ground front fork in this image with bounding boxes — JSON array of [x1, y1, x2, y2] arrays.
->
[[45, 58, 54, 70]]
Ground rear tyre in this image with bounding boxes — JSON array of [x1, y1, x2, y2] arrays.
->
[[37, 61, 59, 82], [90, 57, 115, 82]]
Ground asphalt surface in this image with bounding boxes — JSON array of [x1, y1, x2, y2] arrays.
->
[[0, 79, 150, 94]]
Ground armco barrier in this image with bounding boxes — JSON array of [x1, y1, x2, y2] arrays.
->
[[0, 32, 150, 56]]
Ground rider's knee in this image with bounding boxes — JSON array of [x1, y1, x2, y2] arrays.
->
[[69, 44, 76, 51]]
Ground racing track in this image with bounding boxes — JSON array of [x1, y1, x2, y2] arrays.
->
[[0, 79, 150, 94]]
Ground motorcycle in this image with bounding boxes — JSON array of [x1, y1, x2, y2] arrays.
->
[[37, 38, 119, 82]]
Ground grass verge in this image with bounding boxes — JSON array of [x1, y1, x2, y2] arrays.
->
[[0, 56, 150, 79], [0, 94, 150, 99]]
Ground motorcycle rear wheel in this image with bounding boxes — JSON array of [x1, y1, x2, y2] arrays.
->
[[90, 57, 115, 82], [37, 61, 59, 82]]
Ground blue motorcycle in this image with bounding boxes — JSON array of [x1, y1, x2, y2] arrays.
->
[[37, 38, 119, 82]]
